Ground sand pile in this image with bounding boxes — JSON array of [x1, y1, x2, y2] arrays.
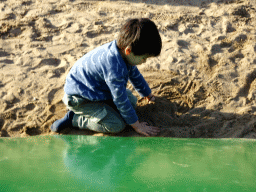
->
[[0, 0, 256, 138]]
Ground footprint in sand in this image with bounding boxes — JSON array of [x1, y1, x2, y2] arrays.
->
[[25, 103, 36, 111], [31, 58, 61, 70], [177, 40, 190, 49], [0, 50, 10, 57]]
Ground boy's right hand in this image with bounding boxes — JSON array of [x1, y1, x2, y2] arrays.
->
[[145, 94, 156, 104], [131, 121, 160, 136]]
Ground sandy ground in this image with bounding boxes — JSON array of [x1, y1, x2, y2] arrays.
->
[[0, 0, 256, 138]]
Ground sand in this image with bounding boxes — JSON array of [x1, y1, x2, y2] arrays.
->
[[0, 0, 256, 138]]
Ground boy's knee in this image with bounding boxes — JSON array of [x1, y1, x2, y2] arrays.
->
[[102, 119, 125, 133], [110, 121, 126, 133]]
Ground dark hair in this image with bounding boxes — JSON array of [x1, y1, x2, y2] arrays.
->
[[117, 18, 162, 56]]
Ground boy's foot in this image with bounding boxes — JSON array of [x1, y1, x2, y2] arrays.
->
[[51, 111, 75, 132]]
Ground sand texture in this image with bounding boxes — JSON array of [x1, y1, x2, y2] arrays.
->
[[1, 0, 256, 138]]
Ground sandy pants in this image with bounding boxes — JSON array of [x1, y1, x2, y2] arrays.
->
[[62, 89, 137, 133]]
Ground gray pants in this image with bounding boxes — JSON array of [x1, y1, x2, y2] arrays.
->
[[62, 89, 137, 133]]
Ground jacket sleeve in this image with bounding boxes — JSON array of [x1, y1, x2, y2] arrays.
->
[[128, 66, 151, 97], [106, 76, 138, 125]]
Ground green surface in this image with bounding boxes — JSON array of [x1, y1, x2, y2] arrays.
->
[[0, 135, 256, 192]]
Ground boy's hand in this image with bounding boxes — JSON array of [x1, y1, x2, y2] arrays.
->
[[131, 121, 160, 136], [145, 93, 155, 104]]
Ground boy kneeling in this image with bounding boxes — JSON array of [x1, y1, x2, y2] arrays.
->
[[51, 18, 162, 136]]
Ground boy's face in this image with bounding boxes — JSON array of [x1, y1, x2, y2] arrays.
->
[[123, 47, 151, 66], [127, 53, 150, 66]]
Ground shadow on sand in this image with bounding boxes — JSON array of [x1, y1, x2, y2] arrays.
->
[[48, 95, 256, 139]]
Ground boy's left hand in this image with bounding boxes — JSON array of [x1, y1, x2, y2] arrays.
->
[[145, 93, 155, 104]]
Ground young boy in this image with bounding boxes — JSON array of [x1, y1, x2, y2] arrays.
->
[[51, 18, 162, 136]]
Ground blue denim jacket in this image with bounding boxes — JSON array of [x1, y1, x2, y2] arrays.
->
[[64, 40, 151, 124]]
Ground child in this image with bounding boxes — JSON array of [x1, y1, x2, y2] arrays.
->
[[51, 18, 162, 136]]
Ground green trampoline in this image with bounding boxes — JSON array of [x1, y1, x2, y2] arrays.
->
[[1, 135, 256, 192]]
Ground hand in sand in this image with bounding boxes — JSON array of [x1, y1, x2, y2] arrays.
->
[[131, 121, 160, 136], [145, 93, 156, 104]]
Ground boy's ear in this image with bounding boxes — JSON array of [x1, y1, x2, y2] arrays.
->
[[125, 47, 132, 55]]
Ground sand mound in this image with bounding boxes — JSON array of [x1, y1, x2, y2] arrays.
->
[[0, 0, 256, 138]]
